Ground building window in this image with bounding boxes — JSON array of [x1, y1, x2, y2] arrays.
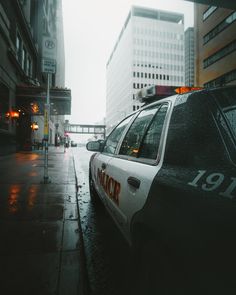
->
[[26, 56, 32, 76], [133, 83, 136, 89], [203, 11, 236, 44], [204, 69, 236, 88], [26, 57, 29, 75], [0, 83, 10, 131], [16, 34, 22, 62], [203, 39, 236, 68], [133, 72, 135, 77], [22, 47, 26, 70], [203, 6, 217, 21], [133, 105, 136, 111]]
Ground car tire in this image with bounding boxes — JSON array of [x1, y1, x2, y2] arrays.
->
[[89, 169, 99, 203]]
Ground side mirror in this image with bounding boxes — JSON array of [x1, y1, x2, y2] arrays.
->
[[86, 140, 104, 152]]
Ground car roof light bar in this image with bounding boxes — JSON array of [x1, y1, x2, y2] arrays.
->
[[136, 85, 204, 104], [174, 86, 203, 94], [136, 85, 178, 103]]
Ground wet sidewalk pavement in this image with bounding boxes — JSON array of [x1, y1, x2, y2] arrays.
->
[[0, 146, 86, 295]]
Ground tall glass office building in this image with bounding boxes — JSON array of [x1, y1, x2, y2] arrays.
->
[[106, 6, 185, 132], [185, 27, 195, 86]]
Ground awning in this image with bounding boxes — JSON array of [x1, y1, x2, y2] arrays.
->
[[16, 85, 71, 116]]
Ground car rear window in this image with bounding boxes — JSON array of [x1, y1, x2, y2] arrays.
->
[[164, 91, 230, 167], [213, 87, 236, 141]]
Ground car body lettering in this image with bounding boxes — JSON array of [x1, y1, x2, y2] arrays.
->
[[113, 182, 121, 205], [97, 168, 121, 205], [107, 177, 114, 197], [188, 170, 236, 199]]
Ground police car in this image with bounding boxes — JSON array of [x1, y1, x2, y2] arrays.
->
[[86, 85, 236, 292]]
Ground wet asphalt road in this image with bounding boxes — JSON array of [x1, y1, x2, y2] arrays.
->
[[73, 147, 135, 295], [2, 147, 235, 294]]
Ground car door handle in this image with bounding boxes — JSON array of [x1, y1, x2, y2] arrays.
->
[[127, 176, 140, 189], [101, 163, 106, 170]]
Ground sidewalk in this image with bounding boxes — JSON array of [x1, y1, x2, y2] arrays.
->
[[0, 146, 85, 295]]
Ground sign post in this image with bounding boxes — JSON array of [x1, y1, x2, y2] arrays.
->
[[43, 74, 50, 183], [42, 36, 57, 184]]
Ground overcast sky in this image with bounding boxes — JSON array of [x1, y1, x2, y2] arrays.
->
[[62, 0, 194, 127]]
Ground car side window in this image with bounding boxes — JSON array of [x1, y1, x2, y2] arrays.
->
[[119, 107, 158, 157], [139, 104, 168, 159], [103, 115, 134, 155], [119, 105, 167, 159]]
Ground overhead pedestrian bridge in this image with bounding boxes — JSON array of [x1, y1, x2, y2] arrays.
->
[[64, 123, 106, 138]]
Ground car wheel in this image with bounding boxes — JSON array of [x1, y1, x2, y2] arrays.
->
[[89, 169, 99, 203]]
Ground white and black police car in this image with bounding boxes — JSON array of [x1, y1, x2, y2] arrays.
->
[[86, 85, 236, 293]]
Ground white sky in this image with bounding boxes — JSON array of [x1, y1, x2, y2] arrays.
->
[[62, 0, 194, 128]]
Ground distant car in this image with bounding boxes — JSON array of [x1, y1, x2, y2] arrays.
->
[[86, 85, 236, 292], [71, 141, 77, 147]]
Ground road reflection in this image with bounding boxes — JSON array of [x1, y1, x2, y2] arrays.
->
[[27, 186, 37, 209], [8, 184, 21, 213]]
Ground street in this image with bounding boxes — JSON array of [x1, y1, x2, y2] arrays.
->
[[1, 146, 236, 295], [0, 1, 235, 294]]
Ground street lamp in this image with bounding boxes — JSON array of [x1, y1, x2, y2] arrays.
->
[[31, 122, 39, 131], [5, 110, 20, 120]]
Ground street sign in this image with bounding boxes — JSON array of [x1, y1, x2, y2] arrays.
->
[[42, 35, 57, 74], [42, 36, 57, 59], [42, 58, 56, 74]]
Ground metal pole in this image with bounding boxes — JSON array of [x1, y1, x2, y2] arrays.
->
[[43, 73, 50, 183]]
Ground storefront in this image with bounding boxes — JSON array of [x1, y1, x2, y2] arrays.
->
[[15, 84, 71, 150]]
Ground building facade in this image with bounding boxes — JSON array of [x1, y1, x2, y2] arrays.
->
[[194, 4, 236, 87], [185, 27, 195, 86], [106, 6, 185, 133], [0, 0, 71, 155]]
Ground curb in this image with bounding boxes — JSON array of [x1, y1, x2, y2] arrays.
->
[[72, 155, 91, 295]]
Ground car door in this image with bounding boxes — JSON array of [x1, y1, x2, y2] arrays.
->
[[103, 103, 172, 243], [91, 114, 135, 206]]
